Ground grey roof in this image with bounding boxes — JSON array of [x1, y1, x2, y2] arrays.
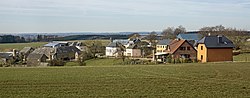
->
[[55, 46, 81, 54], [158, 39, 171, 45], [0, 53, 13, 59], [31, 47, 55, 57], [44, 42, 60, 47], [127, 44, 139, 49], [27, 53, 48, 60], [113, 40, 129, 45], [31, 46, 80, 57], [198, 35, 235, 48], [107, 42, 119, 47], [177, 33, 202, 41], [20, 47, 33, 54]]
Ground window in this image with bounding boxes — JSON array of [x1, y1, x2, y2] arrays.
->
[[187, 47, 190, 50], [181, 54, 190, 58], [201, 46, 203, 50], [201, 55, 203, 60], [180, 47, 186, 50]]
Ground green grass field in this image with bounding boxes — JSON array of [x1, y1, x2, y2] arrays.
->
[[234, 53, 250, 62], [0, 40, 109, 52], [0, 62, 250, 97], [0, 42, 47, 52]]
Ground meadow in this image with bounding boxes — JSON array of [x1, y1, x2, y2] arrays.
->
[[0, 40, 109, 52], [0, 62, 250, 97], [0, 42, 47, 52]]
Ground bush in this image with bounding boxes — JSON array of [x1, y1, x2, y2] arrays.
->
[[175, 58, 181, 63], [49, 59, 65, 66]]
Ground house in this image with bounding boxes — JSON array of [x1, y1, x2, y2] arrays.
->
[[19, 47, 35, 61], [0, 49, 18, 64], [197, 35, 235, 62], [29, 46, 81, 61], [125, 38, 141, 48], [106, 42, 125, 57], [124, 44, 141, 57], [155, 39, 197, 62], [72, 42, 86, 51], [27, 54, 48, 66], [177, 33, 202, 47], [155, 39, 171, 61], [0, 52, 14, 64]]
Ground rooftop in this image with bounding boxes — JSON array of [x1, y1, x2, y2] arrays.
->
[[177, 33, 202, 41], [198, 35, 235, 48]]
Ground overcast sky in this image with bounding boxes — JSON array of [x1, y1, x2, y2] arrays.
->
[[0, 0, 250, 33]]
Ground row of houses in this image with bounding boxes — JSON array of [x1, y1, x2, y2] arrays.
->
[[0, 33, 235, 66], [0, 41, 84, 66], [106, 38, 152, 58], [106, 33, 235, 63]]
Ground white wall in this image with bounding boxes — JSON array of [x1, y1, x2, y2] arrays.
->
[[125, 49, 141, 57], [106, 47, 118, 57]]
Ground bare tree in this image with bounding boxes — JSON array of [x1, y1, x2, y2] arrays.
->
[[162, 27, 175, 39], [128, 33, 141, 40], [85, 40, 104, 58], [199, 25, 250, 50], [174, 25, 186, 35], [147, 31, 158, 48]]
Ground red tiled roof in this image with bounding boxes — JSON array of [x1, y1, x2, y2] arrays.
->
[[168, 39, 186, 54]]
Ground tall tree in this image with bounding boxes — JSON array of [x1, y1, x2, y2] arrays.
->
[[174, 25, 186, 35], [162, 27, 175, 39], [147, 31, 158, 48], [128, 33, 141, 40], [85, 40, 104, 58]]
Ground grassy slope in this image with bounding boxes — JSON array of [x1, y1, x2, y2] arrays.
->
[[0, 40, 109, 52], [0, 42, 47, 52], [85, 58, 123, 66], [0, 62, 250, 97], [234, 53, 250, 62]]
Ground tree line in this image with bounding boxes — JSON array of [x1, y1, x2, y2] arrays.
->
[[0, 35, 26, 43], [161, 25, 250, 50]]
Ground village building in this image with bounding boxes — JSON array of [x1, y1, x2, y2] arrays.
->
[[155, 39, 171, 61], [155, 39, 197, 62], [0, 52, 14, 64], [19, 47, 35, 61], [124, 44, 142, 57], [0, 49, 18, 64], [197, 35, 235, 62], [27, 46, 81, 66], [106, 42, 124, 57], [27, 54, 48, 66]]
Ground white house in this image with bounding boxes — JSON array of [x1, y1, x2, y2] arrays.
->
[[106, 42, 121, 57], [124, 44, 141, 57]]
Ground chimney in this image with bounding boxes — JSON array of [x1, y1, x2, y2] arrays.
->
[[13, 49, 17, 57], [217, 35, 223, 43]]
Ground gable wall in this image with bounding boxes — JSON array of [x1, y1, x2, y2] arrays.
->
[[173, 41, 197, 60]]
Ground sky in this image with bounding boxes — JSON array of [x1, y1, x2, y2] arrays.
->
[[0, 0, 250, 33]]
